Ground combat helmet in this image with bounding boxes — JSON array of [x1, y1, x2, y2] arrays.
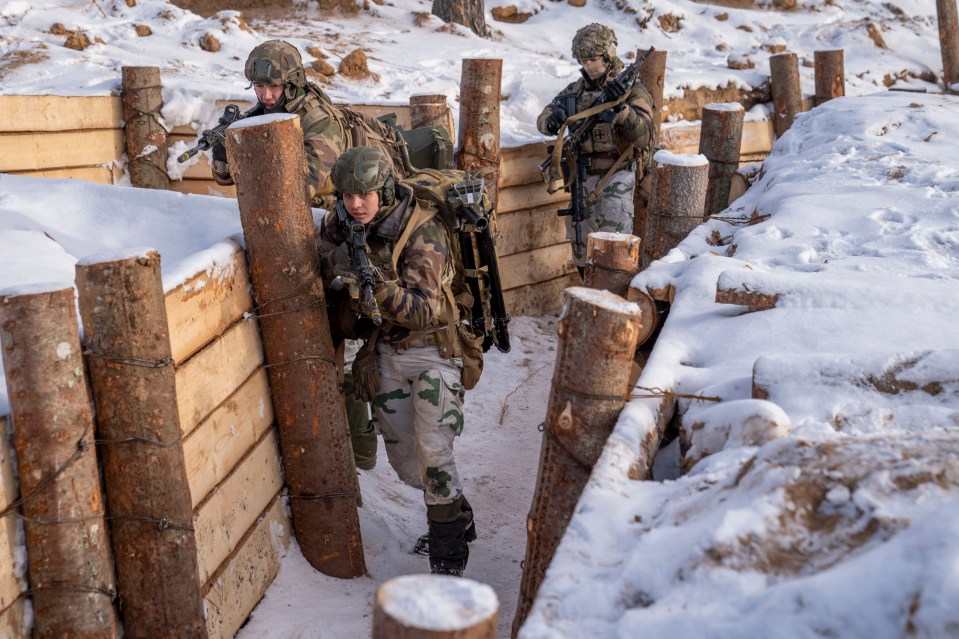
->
[[244, 40, 307, 90], [332, 146, 396, 207], [571, 23, 618, 62]]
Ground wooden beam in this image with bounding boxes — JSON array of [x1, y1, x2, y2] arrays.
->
[[499, 141, 549, 189], [165, 248, 254, 365], [202, 496, 291, 639], [193, 430, 284, 583], [168, 179, 237, 199], [496, 181, 569, 215], [503, 272, 580, 317], [500, 242, 575, 291], [0, 130, 124, 171], [493, 204, 567, 257], [5, 166, 115, 184], [184, 368, 274, 507], [174, 317, 265, 439], [0, 95, 122, 132]]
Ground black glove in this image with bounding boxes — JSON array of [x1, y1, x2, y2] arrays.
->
[[211, 141, 227, 164], [605, 78, 629, 101], [545, 107, 567, 135]]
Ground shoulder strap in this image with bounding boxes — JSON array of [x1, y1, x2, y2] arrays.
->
[[390, 200, 438, 274]]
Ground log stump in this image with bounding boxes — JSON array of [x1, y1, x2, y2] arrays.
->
[[699, 102, 744, 216], [76, 252, 207, 638], [642, 150, 709, 269], [0, 286, 118, 638], [456, 58, 502, 207], [769, 52, 803, 137], [121, 66, 170, 190], [226, 113, 366, 578], [373, 575, 498, 639], [584, 231, 641, 297], [512, 287, 644, 636], [814, 50, 845, 106], [938, 0, 959, 90]]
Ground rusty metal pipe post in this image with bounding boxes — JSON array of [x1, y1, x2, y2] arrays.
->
[[225, 114, 366, 579], [699, 103, 744, 216]]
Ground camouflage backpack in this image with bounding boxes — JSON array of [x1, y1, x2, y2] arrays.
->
[[396, 168, 509, 389]]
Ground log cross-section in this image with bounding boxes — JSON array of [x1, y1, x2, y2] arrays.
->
[[75, 252, 207, 639], [226, 113, 366, 579], [512, 287, 643, 636], [0, 286, 118, 638]]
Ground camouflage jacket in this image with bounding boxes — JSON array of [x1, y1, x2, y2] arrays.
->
[[318, 184, 452, 345], [212, 81, 347, 209], [537, 57, 655, 175]]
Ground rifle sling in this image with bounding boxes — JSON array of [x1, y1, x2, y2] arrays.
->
[[547, 90, 632, 194]]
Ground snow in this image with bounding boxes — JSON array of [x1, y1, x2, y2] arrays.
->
[[2, 0, 959, 638]]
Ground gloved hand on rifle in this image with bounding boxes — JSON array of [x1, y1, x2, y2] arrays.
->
[[545, 106, 567, 135], [211, 141, 228, 164], [604, 79, 629, 111]]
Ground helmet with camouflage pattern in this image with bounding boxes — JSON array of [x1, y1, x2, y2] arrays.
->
[[332, 146, 396, 206], [571, 23, 618, 62], [244, 40, 307, 88]]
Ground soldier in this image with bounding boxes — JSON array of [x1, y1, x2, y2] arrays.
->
[[318, 146, 476, 577], [210, 39, 348, 211], [537, 23, 655, 271]]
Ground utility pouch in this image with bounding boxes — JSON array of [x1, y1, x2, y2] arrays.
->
[[351, 330, 381, 402]]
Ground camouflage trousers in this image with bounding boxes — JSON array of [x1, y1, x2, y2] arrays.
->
[[371, 343, 466, 509], [565, 169, 636, 268]]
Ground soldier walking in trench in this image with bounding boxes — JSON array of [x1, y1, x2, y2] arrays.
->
[[537, 23, 656, 274]]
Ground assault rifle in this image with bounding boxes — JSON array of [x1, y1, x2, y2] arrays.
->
[[446, 177, 511, 353], [336, 202, 383, 327], [176, 103, 259, 164], [544, 46, 656, 259]]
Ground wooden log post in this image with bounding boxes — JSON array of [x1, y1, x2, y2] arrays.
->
[[410, 94, 449, 130], [813, 50, 845, 106], [699, 103, 744, 216], [584, 231, 641, 297], [226, 114, 366, 578], [642, 150, 710, 269], [938, 0, 959, 91], [769, 52, 803, 138], [512, 287, 643, 636], [121, 66, 170, 190], [0, 286, 118, 638], [457, 59, 502, 208], [75, 252, 207, 638], [634, 49, 667, 239], [374, 575, 498, 639]]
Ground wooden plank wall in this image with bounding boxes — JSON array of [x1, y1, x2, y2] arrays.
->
[[164, 248, 291, 639]]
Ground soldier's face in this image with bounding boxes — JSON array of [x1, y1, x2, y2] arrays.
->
[[253, 82, 284, 109], [343, 192, 380, 224], [579, 55, 606, 80]]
